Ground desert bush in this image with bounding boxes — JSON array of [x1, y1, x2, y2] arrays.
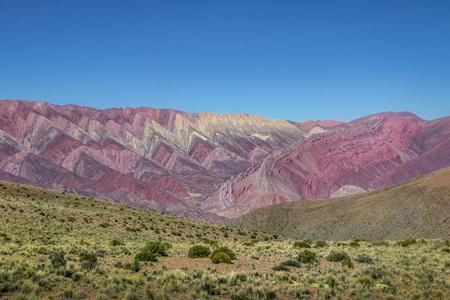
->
[[143, 241, 172, 256], [79, 251, 97, 270], [397, 239, 416, 247], [280, 260, 301, 268], [211, 247, 236, 260], [211, 252, 231, 264], [125, 260, 141, 272], [293, 241, 311, 248], [342, 258, 354, 268], [110, 239, 124, 246], [135, 252, 158, 262], [362, 267, 387, 280], [49, 249, 66, 269], [327, 250, 350, 262], [355, 255, 374, 264], [349, 241, 361, 247], [187, 245, 211, 258], [297, 250, 317, 264], [272, 264, 290, 271], [314, 240, 328, 248]]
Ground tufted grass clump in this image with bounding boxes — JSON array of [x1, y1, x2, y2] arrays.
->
[[187, 245, 211, 258], [211, 252, 232, 264]]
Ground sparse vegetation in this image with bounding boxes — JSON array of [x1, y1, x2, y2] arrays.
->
[[0, 180, 448, 299]]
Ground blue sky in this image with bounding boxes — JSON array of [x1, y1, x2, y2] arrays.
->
[[1, 0, 449, 122]]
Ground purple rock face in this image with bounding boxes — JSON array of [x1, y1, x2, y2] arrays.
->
[[0, 100, 449, 222]]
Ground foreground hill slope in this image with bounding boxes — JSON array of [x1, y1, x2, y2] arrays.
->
[[231, 166, 450, 241], [1, 180, 449, 299]]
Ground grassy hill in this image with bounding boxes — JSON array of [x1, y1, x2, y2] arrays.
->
[[1, 179, 449, 299], [231, 166, 450, 241]]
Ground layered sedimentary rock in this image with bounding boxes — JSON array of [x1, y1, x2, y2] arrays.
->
[[0, 100, 305, 222], [0, 100, 448, 222], [203, 112, 450, 218]]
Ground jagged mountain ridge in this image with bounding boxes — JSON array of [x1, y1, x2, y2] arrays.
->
[[0, 100, 449, 222], [0, 100, 307, 222], [203, 112, 450, 219]]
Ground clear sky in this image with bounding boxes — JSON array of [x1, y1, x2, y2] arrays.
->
[[1, 0, 449, 122]]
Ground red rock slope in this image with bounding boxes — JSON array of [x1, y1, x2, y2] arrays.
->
[[0, 100, 305, 222], [1, 100, 448, 222], [203, 112, 450, 219]]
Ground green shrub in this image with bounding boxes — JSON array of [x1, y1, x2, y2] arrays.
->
[[211, 252, 232, 264], [280, 260, 301, 268], [110, 239, 124, 246], [441, 248, 450, 253], [397, 239, 416, 247], [297, 250, 317, 264], [293, 241, 311, 248], [187, 245, 211, 258], [272, 264, 290, 271], [314, 240, 328, 248], [135, 252, 158, 262], [72, 272, 83, 282], [79, 251, 97, 270], [342, 258, 354, 268], [211, 247, 236, 260], [126, 260, 141, 272], [349, 241, 360, 247], [355, 255, 374, 264], [362, 267, 388, 280], [143, 242, 172, 256], [49, 249, 66, 269], [327, 251, 350, 262]]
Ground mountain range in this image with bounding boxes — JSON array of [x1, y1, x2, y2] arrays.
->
[[0, 100, 449, 223], [231, 166, 450, 240]]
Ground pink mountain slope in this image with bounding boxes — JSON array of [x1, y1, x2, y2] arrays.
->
[[202, 112, 450, 219], [0, 100, 305, 222], [0, 100, 448, 222]]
